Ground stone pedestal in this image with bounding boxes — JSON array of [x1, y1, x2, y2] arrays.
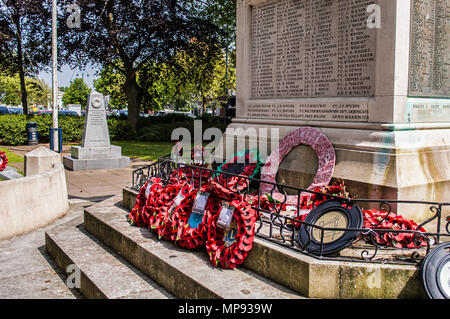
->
[[25, 146, 61, 176], [63, 92, 130, 171], [215, 0, 450, 230]]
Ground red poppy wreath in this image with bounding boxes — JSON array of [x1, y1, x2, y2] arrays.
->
[[205, 198, 258, 269], [362, 209, 428, 249], [0, 151, 8, 172], [151, 182, 192, 241], [128, 177, 162, 227], [214, 149, 263, 194], [171, 186, 212, 249]]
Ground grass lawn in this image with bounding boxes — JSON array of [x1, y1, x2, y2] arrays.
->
[[111, 141, 175, 161], [0, 147, 24, 175]]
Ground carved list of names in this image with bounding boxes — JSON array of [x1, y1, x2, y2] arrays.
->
[[409, 0, 450, 97], [250, 0, 376, 99]]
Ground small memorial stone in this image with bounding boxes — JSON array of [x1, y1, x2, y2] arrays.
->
[[63, 92, 130, 171]]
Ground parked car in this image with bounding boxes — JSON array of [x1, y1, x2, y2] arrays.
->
[[38, 110, 79, 116], [59, 110, 79, 116], [111, 109, 128, 117], [39, 110, 53, 115], [7, 107, 24, 114], [0, 106, 9, 115]]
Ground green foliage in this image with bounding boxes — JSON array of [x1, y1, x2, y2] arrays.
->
[[0, 113, 230, 146], [0, 75, 50, 106], [0, 114, 28, 145], [94, 64, 128, 110], [62, 78, 92, 108], [0, 114, 139, 145], [136, 114, 231, 142], [107, 117, 137, 141]]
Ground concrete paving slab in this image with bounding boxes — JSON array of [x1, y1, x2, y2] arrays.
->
[[0, 270, 77, 299]]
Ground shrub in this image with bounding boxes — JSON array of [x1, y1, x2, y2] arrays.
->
[[107, 117, 137, 141], [136, 115, 231, 142], [0, 113, 231, 145], [0, 114, 28, 145]]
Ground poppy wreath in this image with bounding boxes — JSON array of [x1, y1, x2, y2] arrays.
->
[[214, 149, 263, 193], [252, 181, 351, 228], [171, 185, 212, 249], [128, 177, 162, 227], [151, 182, 192, 241], [205, 198, 258, 269], [0, 151, 8, 172], [172, 142, 208, 167], [362, 209, 428, 249], [169, 167, 211, 189], [141, 181, 165, 227]]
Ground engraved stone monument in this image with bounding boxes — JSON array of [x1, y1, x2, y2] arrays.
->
[[63, 92, 130, 171], [216, 0, 450, 226]]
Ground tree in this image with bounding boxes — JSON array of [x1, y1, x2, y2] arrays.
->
[[93, 63, 127, 110], [62, 77, 91, 108], [0, 75, 50, 106], [151, 41, 236, 113], [58, 0, 222, 129], [0, 0, 51, 114]]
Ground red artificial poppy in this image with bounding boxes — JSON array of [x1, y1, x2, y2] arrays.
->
[[128, 177, 162, 227], [0, 151, 8, 172], [362, 209, 428, 248], [205, 198, 258, 269], [152, 183, 192, 241], [171, 186, 212, 249]]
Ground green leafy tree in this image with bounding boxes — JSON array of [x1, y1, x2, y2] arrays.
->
[[62, 78, 91, 108], [0, 0, 52, 114], [93, 64, 127, 110], [0, 75, 50, 106], [58, 0, 222, 129]]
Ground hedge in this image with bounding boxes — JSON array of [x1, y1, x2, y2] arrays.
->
[[0, 114, 231, 145]]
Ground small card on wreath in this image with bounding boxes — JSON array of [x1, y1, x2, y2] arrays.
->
[[187, 192, 210, 229], [144, 181, 153, 198], [217, 203, 235, 230], [192, 192, 209, 215], [168, 189, 186, 216]]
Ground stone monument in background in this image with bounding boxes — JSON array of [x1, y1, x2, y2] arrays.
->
[[216, 0, 449, 228], [63, 92, 130, 171]]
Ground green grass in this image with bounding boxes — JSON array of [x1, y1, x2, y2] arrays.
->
[[0, 147, 24, 163], [0, 147, 24, 175], [111, 141, 175, 161]]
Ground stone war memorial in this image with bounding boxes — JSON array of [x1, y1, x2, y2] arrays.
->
[[216, 0, 450, 229], [63, 92, 130, 171], [33, 0, 450, 301]]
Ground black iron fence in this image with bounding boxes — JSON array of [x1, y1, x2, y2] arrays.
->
[[131, 158, 450, 265]]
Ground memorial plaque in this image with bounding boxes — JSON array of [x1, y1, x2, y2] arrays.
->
[[409, 0, 450, 97], [250, 0, 376, 99]]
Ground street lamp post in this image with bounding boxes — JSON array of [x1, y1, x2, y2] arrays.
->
[[51, 0, 59, 152]]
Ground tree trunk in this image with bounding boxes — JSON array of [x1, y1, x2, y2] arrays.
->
[[13, 13, 28, 114], [123, 69, 142, 130]]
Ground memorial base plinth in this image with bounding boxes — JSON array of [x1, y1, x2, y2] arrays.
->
[[63, 156, 130, 171], [63, 145, 130, 171], [213, 120, 450, 234]]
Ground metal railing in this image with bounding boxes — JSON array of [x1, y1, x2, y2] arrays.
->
[[131, 157, 450, 265]]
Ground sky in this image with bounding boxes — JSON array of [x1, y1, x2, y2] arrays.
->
[[38, 63, 100, 89]]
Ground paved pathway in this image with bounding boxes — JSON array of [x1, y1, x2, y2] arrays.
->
[[0, 144, 152, 298]]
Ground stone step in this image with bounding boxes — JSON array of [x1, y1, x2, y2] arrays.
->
[[45, 219, 173, 299], [83, 197, 304, 299]]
